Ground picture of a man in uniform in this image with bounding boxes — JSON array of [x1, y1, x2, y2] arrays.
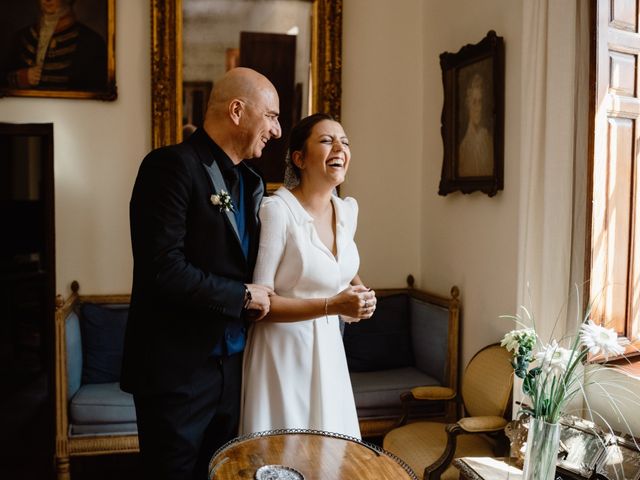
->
[[1, 0, 107, 92]]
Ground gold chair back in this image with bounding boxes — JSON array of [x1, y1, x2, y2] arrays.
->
[[461, 344, 513, 418]]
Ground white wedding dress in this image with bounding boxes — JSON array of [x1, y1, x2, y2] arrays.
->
[[239, 187, 361, 439]]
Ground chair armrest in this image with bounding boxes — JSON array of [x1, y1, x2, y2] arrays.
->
[[394, 387, 457, 428], [457, 416, 508, 433], [411, 386, 456, 401]]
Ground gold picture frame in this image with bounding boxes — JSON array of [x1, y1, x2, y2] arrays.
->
[[150, 0, 343, 150], [0, 0, 117, 101]]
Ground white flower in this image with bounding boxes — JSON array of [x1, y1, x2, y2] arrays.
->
[[501, 328, 536, 353], [535, 340, 572, 375], [579, 320, 625, 360], [501, 331, 520, 353], [210, 190, 234, 212]]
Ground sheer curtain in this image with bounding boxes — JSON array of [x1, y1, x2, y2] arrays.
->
[[515, 0, 589, 405]]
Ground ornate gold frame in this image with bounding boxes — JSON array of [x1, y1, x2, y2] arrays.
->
[[0, 0, 117, 101], [150, 0, 342, 149]]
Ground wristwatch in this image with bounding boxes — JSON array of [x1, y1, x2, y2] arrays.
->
[[243, 285, 252, 309]]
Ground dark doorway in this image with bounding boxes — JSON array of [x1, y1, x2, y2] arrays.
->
[[240, 31, 297, 188], [0, 122, 55, 479]]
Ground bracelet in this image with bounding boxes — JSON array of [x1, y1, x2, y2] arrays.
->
[[324, 298, 329, 318]]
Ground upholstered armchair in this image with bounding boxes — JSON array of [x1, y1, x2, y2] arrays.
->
[[383, 344, 513, 480], [54, 281, 137, 480]]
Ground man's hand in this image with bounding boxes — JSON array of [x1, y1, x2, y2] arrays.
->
[[27, 66, 42, 86], [244, 284, 273, 321]]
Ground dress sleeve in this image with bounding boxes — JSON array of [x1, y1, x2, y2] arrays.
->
[[343, 196, 359, 237], [252, 198, 288, 289]]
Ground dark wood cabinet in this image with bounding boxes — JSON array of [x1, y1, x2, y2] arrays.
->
[[0, 123, 55, 479]]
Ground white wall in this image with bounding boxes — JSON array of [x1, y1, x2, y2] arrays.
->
[[421, 0, 523, 368], [342, 0, 523, 367], [0, 0, 150, 296], [341, 0, 424, 288]]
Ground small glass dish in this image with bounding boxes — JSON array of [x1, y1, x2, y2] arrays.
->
[[255, 464, 305, 480]]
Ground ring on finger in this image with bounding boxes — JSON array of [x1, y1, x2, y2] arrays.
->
[[364, 300, 369, 308]]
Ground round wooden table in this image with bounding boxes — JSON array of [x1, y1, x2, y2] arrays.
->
[[208, 429, 418, 479]]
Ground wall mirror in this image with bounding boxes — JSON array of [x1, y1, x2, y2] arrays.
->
[[150, 0, 342, 188]]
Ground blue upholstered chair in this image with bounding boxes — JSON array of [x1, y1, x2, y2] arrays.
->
[[343, 278, 460, 438], [54, 281, 137, 480]]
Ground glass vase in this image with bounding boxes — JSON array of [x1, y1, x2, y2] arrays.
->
[[522, 417, 560, 480]]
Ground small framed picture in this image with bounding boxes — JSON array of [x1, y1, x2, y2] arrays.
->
[[438, 30, 504, 197], [0, 0, 116, 100], [556, 418, 607, 477]]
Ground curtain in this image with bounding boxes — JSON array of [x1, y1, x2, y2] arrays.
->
[[515, 0, 589, 406]]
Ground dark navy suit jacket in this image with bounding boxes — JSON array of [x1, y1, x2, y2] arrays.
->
[[121, 129, 263, 395]]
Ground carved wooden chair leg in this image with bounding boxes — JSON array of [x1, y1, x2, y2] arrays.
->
[[424, 424, 460, 480], [55, 455, 71, 480]]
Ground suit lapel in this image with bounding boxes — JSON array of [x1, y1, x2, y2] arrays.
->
[[241, 164, 265, 265], [186, 129, 267, 266], [202, 160, 241, 243], [186, 130, 242, 247], [243, 164, 265, 220]]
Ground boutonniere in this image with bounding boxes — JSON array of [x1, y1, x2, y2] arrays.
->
[[210, 190, 234, 212]]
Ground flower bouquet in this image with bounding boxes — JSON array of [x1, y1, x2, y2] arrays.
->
[[211, 190, 234, 212], [501, 294, 637, 480]]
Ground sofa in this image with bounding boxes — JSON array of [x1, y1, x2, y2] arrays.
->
[[54, 277, 460, 477], [343, 277, 461, 438], [54, 281, 137, 480]]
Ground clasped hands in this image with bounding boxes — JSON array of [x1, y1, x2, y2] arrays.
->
[[328, 284, 377, 324]]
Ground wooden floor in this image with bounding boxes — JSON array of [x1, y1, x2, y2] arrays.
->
[[1, 431, 382, 479], [2, 454, 143, 480]]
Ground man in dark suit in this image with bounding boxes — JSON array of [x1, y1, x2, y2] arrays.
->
[[121, 67, 281, 480]]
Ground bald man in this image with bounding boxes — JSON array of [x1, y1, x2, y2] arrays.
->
[[121, 68, 281, 480]]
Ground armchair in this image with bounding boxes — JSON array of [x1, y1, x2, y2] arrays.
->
[[54, 281, 137, 480], [383, 344, 513, 480]]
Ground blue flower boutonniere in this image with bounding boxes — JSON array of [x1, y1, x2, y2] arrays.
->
[[210, 190, 234, 212]]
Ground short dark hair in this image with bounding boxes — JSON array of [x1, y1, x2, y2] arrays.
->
[[287, 113, 336, 182]]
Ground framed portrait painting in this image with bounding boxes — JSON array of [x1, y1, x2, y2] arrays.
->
[[438, 30, 504, 196], [0, 0, 116, 100]]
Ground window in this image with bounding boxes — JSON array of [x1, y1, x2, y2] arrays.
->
[[589, 0, 640, 356]]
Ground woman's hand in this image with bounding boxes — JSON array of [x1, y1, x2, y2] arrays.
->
[[328, 284, 377, 319]]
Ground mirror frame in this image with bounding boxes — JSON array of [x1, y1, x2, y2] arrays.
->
[[150, 0, 342, 149]]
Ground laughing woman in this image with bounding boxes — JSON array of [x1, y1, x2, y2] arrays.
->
[[239, 113, 376, 439]]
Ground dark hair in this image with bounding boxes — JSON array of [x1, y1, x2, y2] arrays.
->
[[286, 113, 336, 183]]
